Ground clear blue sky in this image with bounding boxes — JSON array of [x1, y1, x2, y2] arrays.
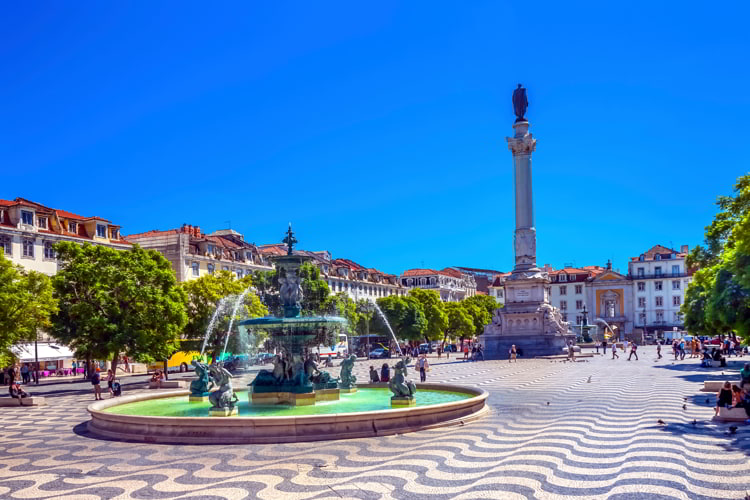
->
[[2, 2, 748, 275]]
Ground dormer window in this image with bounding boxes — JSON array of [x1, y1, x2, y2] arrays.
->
[[110, 228, 119, 239], [655, 254, 661, 260], [68, 222, 77, 234], [207, 244, 215, 254], [21, 210, 34, 225], [559, 274, 567, 282], [639, 255, 644, 261], [37, 217, 47, 229], [96, 224, 107, 238]]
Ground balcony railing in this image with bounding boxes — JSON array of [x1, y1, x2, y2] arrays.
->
[[628, 272, 689, 280]]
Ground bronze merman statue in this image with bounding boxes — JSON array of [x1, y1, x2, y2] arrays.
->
[[512, 84, 528, 122], [389, 358, 416, 398]]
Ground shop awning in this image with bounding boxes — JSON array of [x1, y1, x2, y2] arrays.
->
[[11, 343, 74, 362]]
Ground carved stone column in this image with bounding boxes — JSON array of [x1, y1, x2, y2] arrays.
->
[[507, 120, 538, 276]]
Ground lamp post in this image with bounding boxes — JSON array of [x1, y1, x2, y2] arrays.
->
[[34, 323, 39, 385]]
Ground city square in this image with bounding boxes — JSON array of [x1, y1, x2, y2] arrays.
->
[[3, 3, 750, 500]]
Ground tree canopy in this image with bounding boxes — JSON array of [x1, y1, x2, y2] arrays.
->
[[0, 251, 58, 366], [408, 288, 447, 341], [374, 295, 427, 341], [180, 271, 267, 361], [51, 242, 188, 369], [682, 174, 750, 339], [443, 302, 474, 341]]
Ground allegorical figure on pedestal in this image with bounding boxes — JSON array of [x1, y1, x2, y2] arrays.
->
[[512, 84, 528, 122]]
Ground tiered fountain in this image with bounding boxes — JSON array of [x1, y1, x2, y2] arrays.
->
[[85, 226, 488, 444]]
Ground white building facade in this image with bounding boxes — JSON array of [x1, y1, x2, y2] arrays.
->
[[399, 268, 477, 302]]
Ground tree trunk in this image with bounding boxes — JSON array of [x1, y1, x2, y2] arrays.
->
[[111, 352, 119, 376]]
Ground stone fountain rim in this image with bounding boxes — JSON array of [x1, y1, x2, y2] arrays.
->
[[85, 383, 489, 444]]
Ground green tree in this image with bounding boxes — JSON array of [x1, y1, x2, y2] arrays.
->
[[461, 296, 495, 337], [463, 294, 501, 318], [374, 295, 427, 342], [0, 251, 58, 366], [51, 242, 188, 373], [355, 299, 375, 337], [323, 292, 359, 336], [443, 302, 474, 344], [408, 288, 448, 342], [682, 174, 750, 338], [181, 271, 268, 361]]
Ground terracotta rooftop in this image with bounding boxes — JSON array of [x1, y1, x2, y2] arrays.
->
[[630, 245, 685, 261]]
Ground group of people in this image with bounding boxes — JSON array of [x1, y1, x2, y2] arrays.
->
[[4, 364, 32, 402], [90, 368, 118, 400], [715, 370, 750, 418]]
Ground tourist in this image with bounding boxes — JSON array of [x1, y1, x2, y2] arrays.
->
[[740, 363, 750, 388], [509, 344, 517, 363], [418, 355, 429, 382], [123, 355, 130, 373], [71, 360, 77, 376], [91, 368, 102, 401], [445, 345, 450, 359], [656, 342, 662, 359], [369, 366, 380, 383], [611, 343, 619, 360], [628, 342, 638, 361], [679, 339, 686, 360], [471, 345, 477, 361], [9, 382, 29, 401], [602, 340, 607, 354], [477, 345, 484, 361], [716, 381, 733, 415], [623, 340, 629, 355], [712, 348, 726, 367], [380, 363, 390, 383], [106, 369, 115, 398], [567, 340, 576, 361], [20, 364, 29, 384], [437, 346, 442, 359], [732, 385, 743, 406], [463, 345, 469, 361]]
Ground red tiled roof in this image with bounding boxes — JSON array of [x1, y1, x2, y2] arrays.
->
[[439, 268, 463, 278], [630, 245, 684, 261], [402, 268, 440, 277], [126, 229, 180, 239], [549, 267, 587, 275]]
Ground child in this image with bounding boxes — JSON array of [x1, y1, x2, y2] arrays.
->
[[716, 381, 733, 415]]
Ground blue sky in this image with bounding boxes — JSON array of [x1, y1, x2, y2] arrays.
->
[[2, 2, 748, 275]]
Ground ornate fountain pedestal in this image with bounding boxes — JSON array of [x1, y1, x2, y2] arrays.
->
[[250, 391, 316, 406]]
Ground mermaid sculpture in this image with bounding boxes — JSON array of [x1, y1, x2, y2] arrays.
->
[[190, 359, 213, 397], [389, 358, 416, 399], [208, 363, 239, 409], [338, 354, 357, 390]]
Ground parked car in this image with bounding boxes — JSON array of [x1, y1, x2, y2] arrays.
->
[[419, 343, 430, 354], [369, 348, 390, 359], [443, 344, 458, 352]]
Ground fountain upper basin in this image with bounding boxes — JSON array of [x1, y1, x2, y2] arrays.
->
[[86, 384, 488, 444]]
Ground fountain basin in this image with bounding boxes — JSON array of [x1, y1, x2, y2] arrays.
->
[[86, 384, 488, 444]]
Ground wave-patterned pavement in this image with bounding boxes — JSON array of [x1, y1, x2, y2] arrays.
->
[[1, 347, 749, 499]]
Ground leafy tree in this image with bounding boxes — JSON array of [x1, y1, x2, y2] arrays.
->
[[181, 271, 267, 361], [51, 242, 188, 373], [463, 294, 501, 317], [0, 251, 58, 366], [373, 295, 427, 342], [355, 299, 375, 337], [460, 301, 490, 339], [408, 288, 448, 342], [324, 292, 359, 335], [443, 302, 474, 344]]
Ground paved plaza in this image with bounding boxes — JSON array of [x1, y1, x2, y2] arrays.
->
[[1, 348, 749, 500]]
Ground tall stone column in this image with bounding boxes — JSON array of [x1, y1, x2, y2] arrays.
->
[[507, 120, 538, 277]]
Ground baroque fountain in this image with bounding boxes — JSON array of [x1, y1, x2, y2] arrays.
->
[[85, 226, 488, 444]]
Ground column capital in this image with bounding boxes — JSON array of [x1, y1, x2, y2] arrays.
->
[[506, 132, 536, 155]]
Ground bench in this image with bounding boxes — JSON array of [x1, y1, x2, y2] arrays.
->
[[0, 397, 46, 407], [715, 406, 749, 422], [148, 380, 185, 389], [702, 380, 741, 392]]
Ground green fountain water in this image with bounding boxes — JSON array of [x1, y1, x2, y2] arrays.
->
[[104, 388, 469, 417]]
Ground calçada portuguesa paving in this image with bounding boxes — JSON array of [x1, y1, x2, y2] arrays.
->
[[1, 347, 749, 500]]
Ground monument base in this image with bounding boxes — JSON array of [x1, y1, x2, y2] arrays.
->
[[250, 391, 316, 406], [188, 395, 210, 403], [339, 387, 357, 394], [315, 388, 340, 401], [209, 407, 238, 417], [391, 396, 416, 407]]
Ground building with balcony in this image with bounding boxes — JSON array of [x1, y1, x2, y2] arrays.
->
[[628, 244, 692, 334], [451, 266, 505, 295], [126, 224, 272, 282], [0, 197, 130, 275], [548, 267, 602, 325], [257, 245, 406, 301], [400, 268, 477, 302]]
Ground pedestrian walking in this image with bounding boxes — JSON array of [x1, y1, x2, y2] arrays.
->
[[628, 342, 638, 361], [477, 345, 484, 361], [418, 355, 429, 382], [612, 343, 619, 359], [657, 342, 662, 359], [106, 369, 115, 397], [509, 344, 517, 363], [91, 368, 102, 401], [20, 364, 29, 384], [463, 345, 469, 361], [602, 340, 607, 354]]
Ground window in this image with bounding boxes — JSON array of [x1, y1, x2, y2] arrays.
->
[[638, 297, 646, 308], [43, 241, 55, 260], [192, 262, 199, 276], [21, 210, 33, 225], [637, 267, 644, 277], [22, 238, 34, 258], [654, 281, 663, 291], [655, 296, 663, 307], [207, 263, 215, 275], [672, 265, 680, 275], [674, 312, 682, 322], [559, 286, 567, 295], [110, 228, 119, 239], [207, 244, 215, 254], [656, 311, 664, 322], [338, 282, 342, 292], [96, 224, 107, 237], [37, 217, 47, 229], [560, 301, 567, 310], [575, 285, 582, 294], [655, 254, 661, 260], [0, 236, 11, 256], [562, 313, 568, 321], [672, 296, 681, 306], [672, 280, 680, 290], [246, 251, 253, 261], [575, 315, 582, 324], [639, 312, 646, 324], [637, 282, 645, 292], [68, 222, 77, 234], [559, 274, 567, 282], [654, 266, 662, 277], [576, 300, 583, 309]]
